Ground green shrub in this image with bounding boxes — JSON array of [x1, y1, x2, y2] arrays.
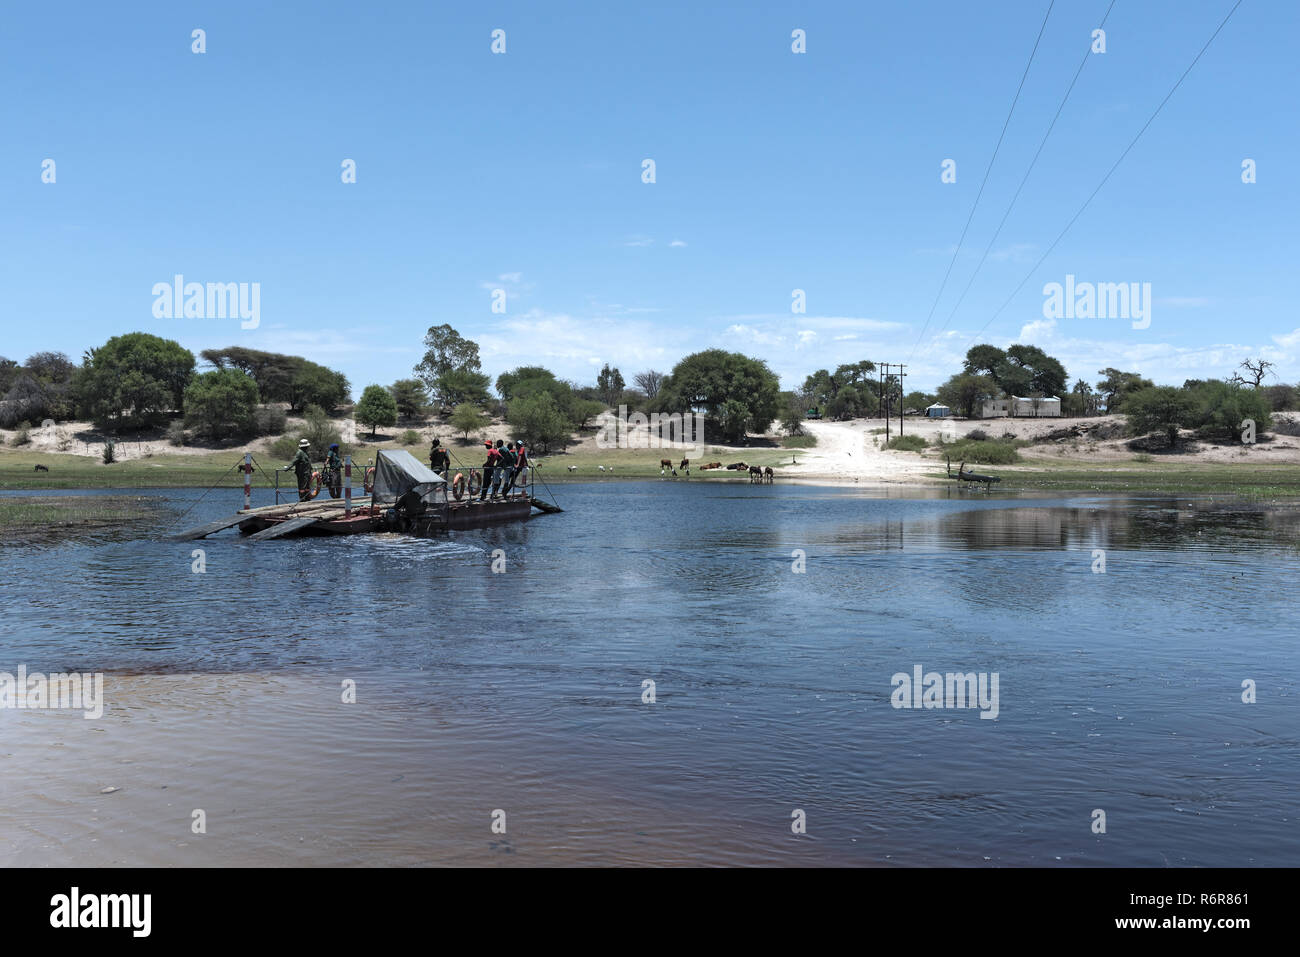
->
[[399, 429, 421, 446], [10, 421, 31, 446], [269, 434, 299, 458], [965, 429, 989, 442], [102, 440, 116, 464], [886, 434, 928, 452], [943, 438, 1021, 464], [781, 433, 818, 449], [167, 421, 189, 446]]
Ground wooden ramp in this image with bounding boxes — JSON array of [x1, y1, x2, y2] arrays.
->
[[529, 497, 564, 514], [246, 516, 322, 541], [172, 513, 251, 541]]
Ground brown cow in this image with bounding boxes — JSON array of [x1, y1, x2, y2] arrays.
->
[[763, 466, 774, 483], [700, 462, 723, 470], [659, 458, 673, 472], [679, 458, 690, 475], [748, 465, 763, 483], [726, 461, 747, 470]]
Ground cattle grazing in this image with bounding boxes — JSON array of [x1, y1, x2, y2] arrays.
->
[[679, 458, 690, 475], [33, 464, 49, 472], [763, 466, 774, 483], [660, 458, 673, 470], [567, 465, 577, 472], [749, 465, 763, 483]]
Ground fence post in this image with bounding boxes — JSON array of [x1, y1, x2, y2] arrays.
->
[[344, 455, 352, 517], [243, 453, 252, 510]]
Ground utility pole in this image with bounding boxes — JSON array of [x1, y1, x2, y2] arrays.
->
[[877, 363, 907, 438]]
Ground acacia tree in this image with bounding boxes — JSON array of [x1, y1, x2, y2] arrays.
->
[[1230, 358, 1275, 388], [72, 332, 195, 430], [414, 324, 485, 408]]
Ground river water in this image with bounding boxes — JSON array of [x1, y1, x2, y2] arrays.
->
[[1, 482, 1296, 866]]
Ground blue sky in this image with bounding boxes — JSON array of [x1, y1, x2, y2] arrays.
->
[[2, 0, 1296, 396]]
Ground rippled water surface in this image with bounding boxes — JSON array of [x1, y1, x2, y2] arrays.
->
[[1, 482, 1296, 866]]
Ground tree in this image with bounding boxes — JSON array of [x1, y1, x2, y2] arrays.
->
[[0, 376, 52, 429], [354, 384, 398, 438], [1230, 358, 1275, 388], [435, 367, 492, 407], [72, 332, 195, 430], [1261, 384, 1296, 412], [414, 324, 482, 405], [1005, 344, 1068, 397], [183, 368, 260, 437], [1188, 380, 1272, 441], [0, 357, 19, 396], [497, 366, 558, 402], [963, 344, 1007, 378], [1095, 368, 1153, 414], [1124, 386, 1197, 446], [389, 379, 429, 421], [936, 373, 998, 418], [287, 364, 350, 413], [657, 349, 781, 443], [449, 402, 490, 441], [509, 391, 571, 452], [904, 391, 934, 413], [596, 363, 625, 406], [200, 346, 349, 410], [633, 370, 665, 398]]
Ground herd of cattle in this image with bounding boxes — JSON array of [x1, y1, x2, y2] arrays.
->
[[659, 458, 774, 483]]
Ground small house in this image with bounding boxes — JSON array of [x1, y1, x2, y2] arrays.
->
[[924, 403, 952, 418], [981, 395, 1062, 418]]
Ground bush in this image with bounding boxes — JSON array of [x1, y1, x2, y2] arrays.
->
[[302, 405, 343, 451], [254, 406, 287, 436], [10, 426, 31, 446], [781, 434, 818, 449], [943, 439, 1021, 464], [167, 421, 189, 446], [183, 368, 259, 438], [965, 429, 989, 442], [399, 429, 421, 446], [269, 434, 299, 458], [102, 440, 116, 464], [886, 434, 928, 452]]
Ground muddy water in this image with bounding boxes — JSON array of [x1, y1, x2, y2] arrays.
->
[[1, 483, 1296, 865]]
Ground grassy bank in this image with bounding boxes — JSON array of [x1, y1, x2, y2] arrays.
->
[[0, 495, 163, 541], [927, 459, 1300, 496]]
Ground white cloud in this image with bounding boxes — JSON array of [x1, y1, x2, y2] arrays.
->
[[623, 235, 654, 247], [670, 239, 687, 247]]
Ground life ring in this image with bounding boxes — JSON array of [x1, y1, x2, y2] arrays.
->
[[307, 470, 323, 500], [363, 467, 375, 494], [467, 470, 482, 496], [451, 472, 466, 501]]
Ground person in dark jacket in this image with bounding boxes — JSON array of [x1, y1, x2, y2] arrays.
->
[[429, 438, 450, 476], [478, 440, 500, 501], [283, 439, 313, 501], [493, 440, 517, 498]]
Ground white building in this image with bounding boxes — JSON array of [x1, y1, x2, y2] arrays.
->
[[981, 395, 1061, 418]]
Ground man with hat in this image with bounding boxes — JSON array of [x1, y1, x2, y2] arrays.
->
[[429, 437, 451, 477], [283, 438, 314, 501]]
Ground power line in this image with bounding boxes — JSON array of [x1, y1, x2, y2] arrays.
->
[[918, 0, 1118, 357], [906, 0, 1056, 360], [960, 0, 1245, 353]]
